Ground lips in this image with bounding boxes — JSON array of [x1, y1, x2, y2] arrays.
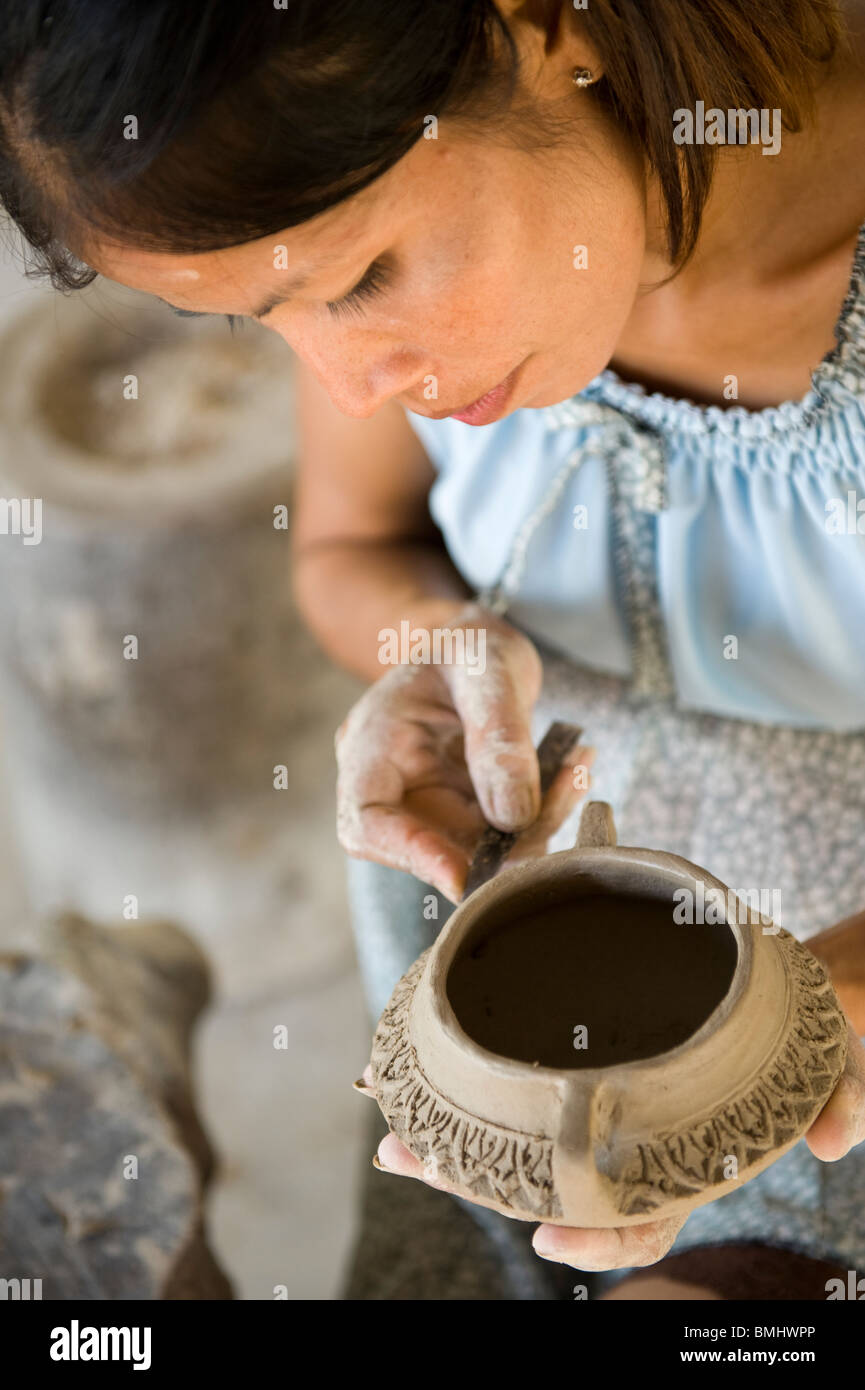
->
[[410, 362, 524, 426]]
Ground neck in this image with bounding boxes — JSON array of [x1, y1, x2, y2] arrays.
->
[[638, 8, 865, 292]]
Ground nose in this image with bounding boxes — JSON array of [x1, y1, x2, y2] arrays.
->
[[274, 323, 427, 418]]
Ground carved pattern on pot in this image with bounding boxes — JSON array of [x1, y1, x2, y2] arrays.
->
[[371, 928, 847, 1224], [370, 950, 563, 1221], [610, 930, 848, 1216]]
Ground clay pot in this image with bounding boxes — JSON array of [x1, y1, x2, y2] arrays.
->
[[370, 802, 848, 1227]]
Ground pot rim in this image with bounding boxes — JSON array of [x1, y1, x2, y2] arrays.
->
[[425, 843, 755, 1089]]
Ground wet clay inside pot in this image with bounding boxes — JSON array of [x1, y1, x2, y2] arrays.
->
[[446, 887, 738, 1069]]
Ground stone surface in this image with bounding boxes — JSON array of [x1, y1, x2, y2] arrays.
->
[[0, 247, 372, 1299], [0, 914, 231, 1298]]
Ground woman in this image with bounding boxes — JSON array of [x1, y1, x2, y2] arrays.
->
[[2, 0, 863, 1299]]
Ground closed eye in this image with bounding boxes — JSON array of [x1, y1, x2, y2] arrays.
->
[[167, 258, 391, 328], [172, 308, 241, 333], [326, 259, 391, 320]]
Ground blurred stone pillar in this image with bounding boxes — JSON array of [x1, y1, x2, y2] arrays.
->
[[0, 291, 357, 998]]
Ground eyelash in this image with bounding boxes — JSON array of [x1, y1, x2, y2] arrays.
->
[[173, 309, 240, 331], [170, 258, 391, 326], [325, 259, 391, 320]]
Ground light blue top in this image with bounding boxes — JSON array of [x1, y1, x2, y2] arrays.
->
[[405, 223, 865, 730]]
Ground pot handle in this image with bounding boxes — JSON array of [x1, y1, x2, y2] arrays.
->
[[575, 800, 617, 848]]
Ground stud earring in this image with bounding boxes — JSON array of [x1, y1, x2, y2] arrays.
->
[[572, 67, 596, 88]]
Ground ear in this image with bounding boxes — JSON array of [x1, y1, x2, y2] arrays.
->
[[494, 0, 604, 77], [493, 0, 563, 49]]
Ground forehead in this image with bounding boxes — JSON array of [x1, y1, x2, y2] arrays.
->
[[81, 138, 431, 304], [85, 205, 358, 303]]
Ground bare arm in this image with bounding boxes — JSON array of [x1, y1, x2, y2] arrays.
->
[[290, 359, 471, 683]]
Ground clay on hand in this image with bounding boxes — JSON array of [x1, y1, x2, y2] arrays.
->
[[335, 606, 594, 902]]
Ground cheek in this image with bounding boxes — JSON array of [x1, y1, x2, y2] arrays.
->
[[543, 204, 645, 371], [385, 186, 645, 386], [398, 262, 519, 359], [386, 275, 508, 364]]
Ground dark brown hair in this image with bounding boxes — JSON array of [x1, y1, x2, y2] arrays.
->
[[0, 0, 844, 293], [579, 0, 843, 260]]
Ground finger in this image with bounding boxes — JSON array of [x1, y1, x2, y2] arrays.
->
[[405, 784, 488, 851], [352, 1064, 376, 1096], [337, 756, 469, 900], [532, 1213, 688, 1271], [506, 746, 595, 860], [346, 805, 470, 902], [445, 657, 542, 833], [805, 1020, 865, 1161], [375, 1133, 458, 1193]]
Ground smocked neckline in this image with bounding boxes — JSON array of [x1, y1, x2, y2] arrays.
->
[[565, 220, 865, 439]]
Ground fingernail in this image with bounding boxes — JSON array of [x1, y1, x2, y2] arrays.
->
[[574, 751, 596, 778], [536, 1234, 570, 1267], [493, 785, 535, 828], [845, 1107, 865, 1151], [837, 1076, 864, 1152], [532, 1227, 564, 1260]]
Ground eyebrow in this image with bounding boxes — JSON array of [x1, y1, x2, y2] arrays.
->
[[157, 257, 344, 323], [249, 274, 313, 320], [156, 278, 305, 321]]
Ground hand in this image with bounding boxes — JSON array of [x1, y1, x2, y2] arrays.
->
[[356, 965, 865, 1273], [803, 1020, 865, 1162], [335, 600, 594, 902], [804, 917, 865, 1161], [806, 910, 865, 1036], [357, 1065, 690, 1270]]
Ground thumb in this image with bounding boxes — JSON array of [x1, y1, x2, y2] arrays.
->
[[445, 654, 542, 832]]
